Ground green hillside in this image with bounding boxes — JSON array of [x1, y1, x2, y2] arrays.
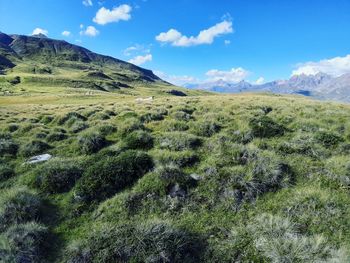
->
[[0, 33, 350, 263], [0, 32, 205, 97]]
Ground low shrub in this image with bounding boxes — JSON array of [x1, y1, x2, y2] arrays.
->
[[65, 221, 204, 263], [159, 132, 201, 151], [21, 140, 51, 157], [34, 158, 83, 193], [123, 130, 154, 150], [0, 222, 49, 263], [77, 132, 106, 154], [0, 163, 15, 182], [249, 115, 285, 138], [73, 150, 153, 205], [0, 188, 42, 230]]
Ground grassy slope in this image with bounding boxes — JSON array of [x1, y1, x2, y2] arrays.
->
[[1, 89, 350, 262]]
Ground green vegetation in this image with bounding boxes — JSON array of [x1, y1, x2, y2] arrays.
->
[[1, 92, 350, 262], [0, 33, 350, 262]]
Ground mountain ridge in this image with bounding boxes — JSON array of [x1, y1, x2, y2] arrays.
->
[[186, 72, 350, 102]]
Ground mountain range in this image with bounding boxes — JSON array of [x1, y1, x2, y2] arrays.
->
[[186, 72, 350, 102]]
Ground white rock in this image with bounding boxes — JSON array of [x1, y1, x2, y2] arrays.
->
[[26, 154, 52, 164]]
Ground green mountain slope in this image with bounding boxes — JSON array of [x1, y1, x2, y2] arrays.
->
[[0, 32, 205, 97]]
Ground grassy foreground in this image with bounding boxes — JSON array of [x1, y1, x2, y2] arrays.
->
[[1, 91, 350, 262]]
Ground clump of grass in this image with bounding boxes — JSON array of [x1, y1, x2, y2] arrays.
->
[[222, 151, 294, 206], [140, 111, 165, 123], [0, 222, 49, 263], [70, 121, 89, 133], [46, 132, 67, 142], [21, 140, 51, 157], [57, 112, 87, 125], [249, 115, 285, 138], [248, 214, 348, 262], [73, 150, 153, 207], [65, 221, 204, 263], [278, 133, 324, 158], [161, 119, 189, 132], [192, 120, 221, 137], [0, 134, 18, 156], [0, 163, 15, 182], [315, 130, 343, 147], [159, 132, 201, 151], [34, 158, 83, 194], [172, 111, 193, 121], [40, 115, 54, 124], [77, 131, 106, 154], [5, 123, 19, 133], [97, 123, 117, 136], [123, 130, 154, 150], [118, 118, 145, 136], [153, 149, 199, 167], [0, 188, 42, 230]]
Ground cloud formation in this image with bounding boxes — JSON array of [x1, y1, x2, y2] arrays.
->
[[128, 54, 152, 66], [154, 71, 198, 86], [123, 44, 150, 56], [61, 31, 71, 37], [93, 4, 132, 25], [80, 26, 99, 37], [82, 0, 93, 7], [156, 20, 233, 47], [32, 28, 48, 36], [205, 67, 249, 83], [255, 77, 265, 85], [292, 54, 350, 77]]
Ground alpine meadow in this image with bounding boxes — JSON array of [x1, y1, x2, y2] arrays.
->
[[1, 1, 350, 262]]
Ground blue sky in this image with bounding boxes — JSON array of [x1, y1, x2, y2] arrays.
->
[[1, 0, 350, 85]]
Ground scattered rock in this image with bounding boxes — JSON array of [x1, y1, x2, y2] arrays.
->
[[168, 183, 186, 198], [190, 173, 202, 181], [26, 153, 52, 164]]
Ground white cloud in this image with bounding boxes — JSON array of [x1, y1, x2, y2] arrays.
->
[[156, 20, 233, 47], [128, 54, 152, 66], [32, 28, 48, 36], [154, 71, 198, 86], [205, 67, 249, 83], [82, 0, 93, 6], [292, 54, 350, 77], [61, 31, 71, 37], [255, 77, 265, 85], [80, 26, 99, 37], [123, 44, 150, 56], [80, 24, 84, 29], [93, 4, 132, 25], [224, 40, 231, 45]]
